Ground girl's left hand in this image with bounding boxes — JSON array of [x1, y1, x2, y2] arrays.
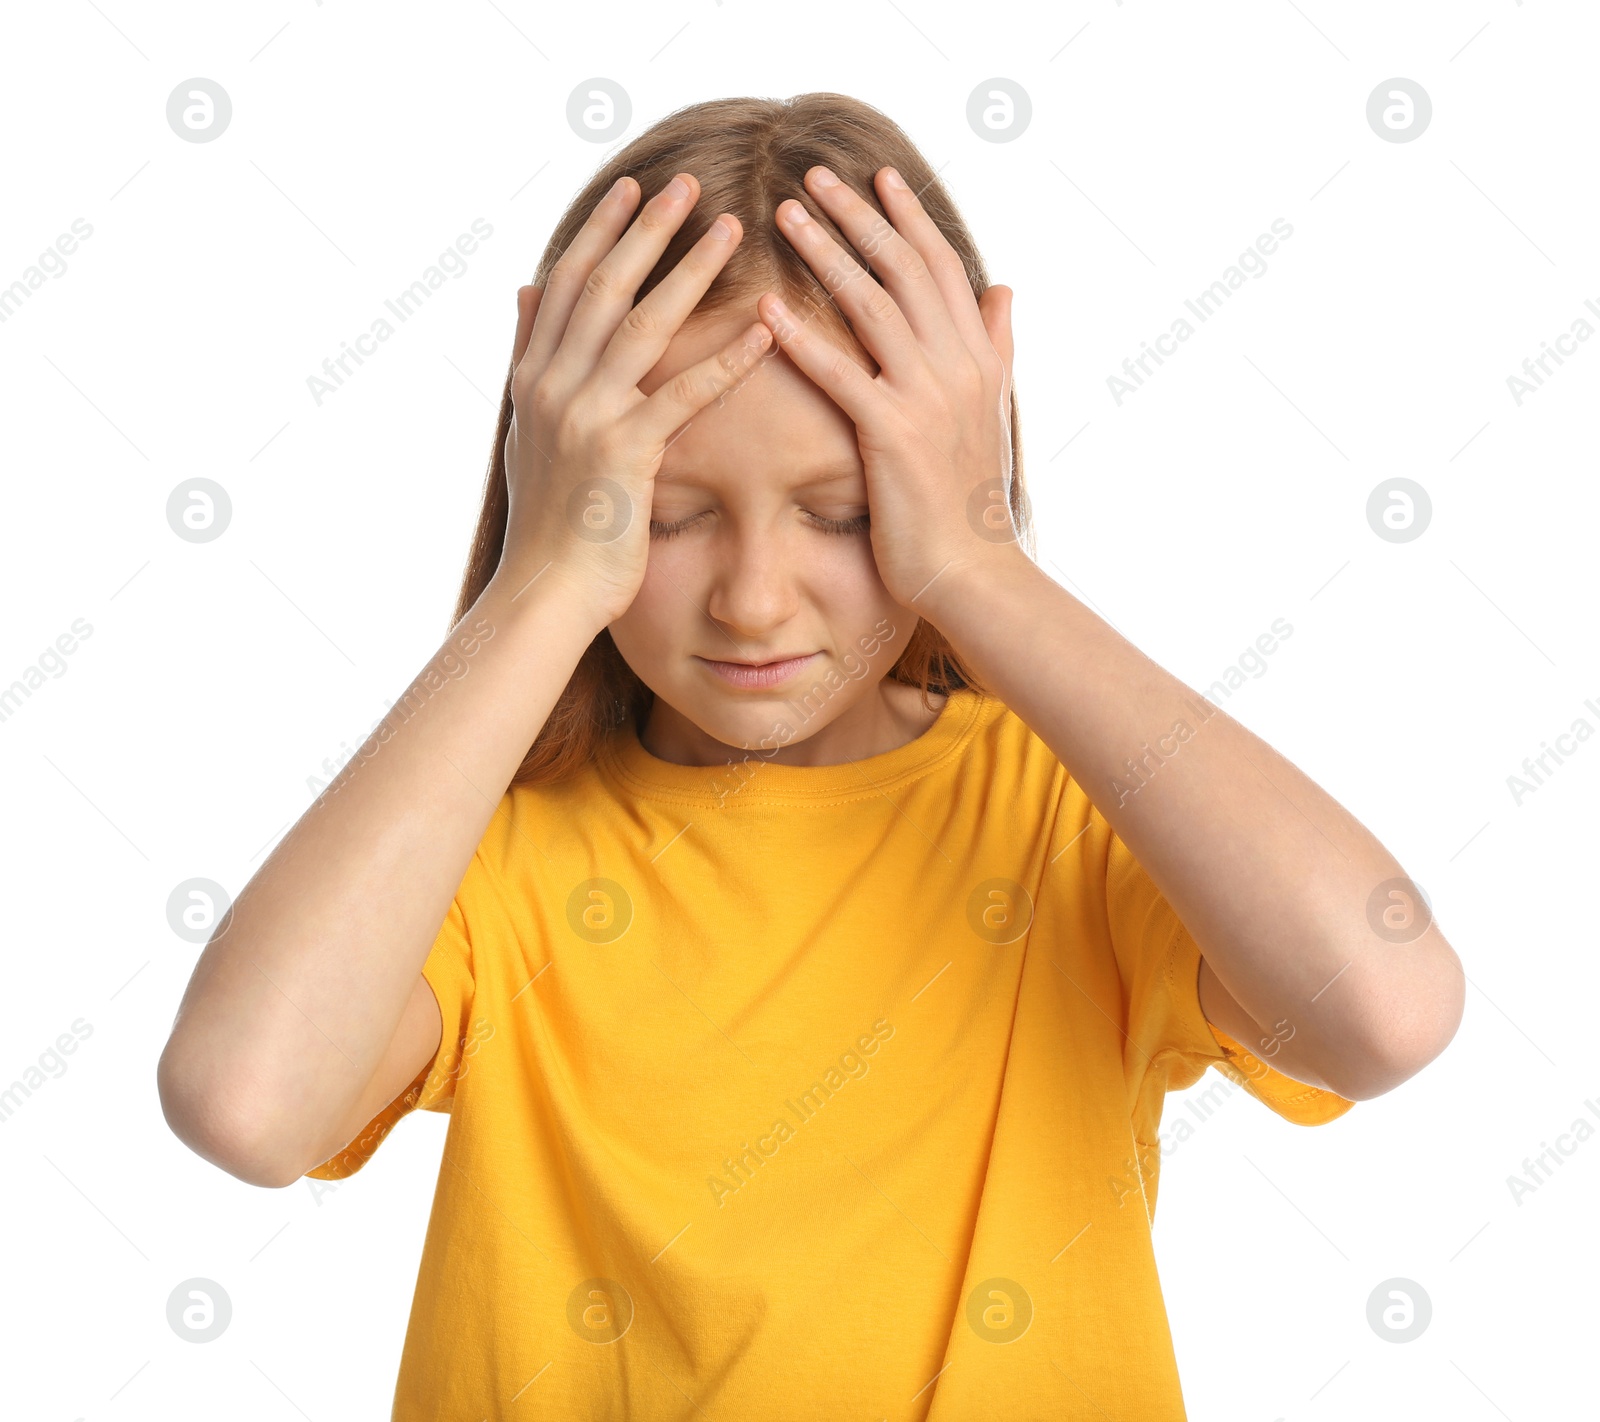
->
[[758, 164, 1021, 618]]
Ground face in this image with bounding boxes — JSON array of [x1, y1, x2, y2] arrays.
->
[[608, 307, 928, 768]]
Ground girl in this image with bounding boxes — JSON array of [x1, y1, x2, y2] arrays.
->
[[158, 94, 1464, 1419]]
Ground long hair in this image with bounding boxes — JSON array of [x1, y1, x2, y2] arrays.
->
[[452, 93, 1034, 786]]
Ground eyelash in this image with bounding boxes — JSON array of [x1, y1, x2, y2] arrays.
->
[[647, 512, 871, 541]]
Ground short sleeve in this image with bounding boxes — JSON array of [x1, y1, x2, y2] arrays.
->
[[303, 852, 484, 1181], [1102, 815, 1355, 1130]]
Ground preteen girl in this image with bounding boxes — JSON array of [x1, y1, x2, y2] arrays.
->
[[158, 93, 1464, 1419]]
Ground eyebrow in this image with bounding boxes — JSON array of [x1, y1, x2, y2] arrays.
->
[[655, 461, 864, 489]]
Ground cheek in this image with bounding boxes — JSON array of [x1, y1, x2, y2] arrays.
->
[[813, 538, 893, 607], [607, 557, 689, 665]]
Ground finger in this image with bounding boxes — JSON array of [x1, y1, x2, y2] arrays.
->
[[773, 192, 927, 380], [978, 284, 1014, 400], [552, 172, 706, 377], [871, 166, 995, 363], [632, 320, 775, 449], [511, 285, 543, 372], [521, 175, 642, 378], [595, 212, 749, 389], [756, 293, 883, 431], [799, 165, 965, 366]]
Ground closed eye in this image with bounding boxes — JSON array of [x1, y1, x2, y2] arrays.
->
[[648, 513, 704, 541], [807, 512, 870, 536], [648, 511, 871, 540]]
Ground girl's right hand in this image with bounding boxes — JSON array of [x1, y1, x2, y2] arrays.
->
[[494, 172, 774, 629]]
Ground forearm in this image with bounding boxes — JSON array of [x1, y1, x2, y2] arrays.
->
[[921, 552, 1464, 1098], [157, 569, 604, 1174]]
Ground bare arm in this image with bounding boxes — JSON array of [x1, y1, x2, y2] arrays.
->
[[740, 161, 1463, 1104], [158, 168, 773, 1187], [156, 574, 603, 1187], [923, 556, 1465, 1103]]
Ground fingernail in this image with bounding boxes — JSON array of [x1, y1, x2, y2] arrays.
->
[[782, 201, 809, 225], [709, 217, 732, 240], [810, 167, 839, 187], [884, 167, 907, 189], [666, 175, 691, 199]]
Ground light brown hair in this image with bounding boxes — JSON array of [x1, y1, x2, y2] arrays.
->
[[452, 92, 1034, 786]]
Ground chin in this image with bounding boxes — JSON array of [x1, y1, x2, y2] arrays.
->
[[686, 693, 810, 753]]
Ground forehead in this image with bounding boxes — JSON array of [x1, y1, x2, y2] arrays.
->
[[639, 309, 871, 483]]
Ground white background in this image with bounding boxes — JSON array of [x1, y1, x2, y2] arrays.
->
[[1, 1, 1592, 1418]]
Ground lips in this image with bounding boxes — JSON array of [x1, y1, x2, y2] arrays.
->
[[697, 652, 819, 690]]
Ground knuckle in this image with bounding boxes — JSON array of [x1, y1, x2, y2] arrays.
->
[[527, 377, 560, 416], [826, 353, 857, 388], [859, 219, 893, 257], [628, 207, 668, 246], [554, 405, 588, 448], [621, 301, 660, 341], [667, 368, 702, 407], [859, 283, 897, 326], [888, 244, 924, 281], [549, 255, 584, 291], [582, 263, 617, 303]]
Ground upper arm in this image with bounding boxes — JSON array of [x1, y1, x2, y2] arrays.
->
[[300, 972, 443, 1177], [1197, 953, 1338, 1093]]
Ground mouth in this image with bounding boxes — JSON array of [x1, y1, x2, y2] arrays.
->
[[695, 652, 819, 690]]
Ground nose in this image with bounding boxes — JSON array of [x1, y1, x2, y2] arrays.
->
[[702, 521, 801, 640]]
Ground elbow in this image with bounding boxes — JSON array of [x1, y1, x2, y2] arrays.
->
[[156, 1042, 305, 1190], [1326, 946, 1467, 1102]]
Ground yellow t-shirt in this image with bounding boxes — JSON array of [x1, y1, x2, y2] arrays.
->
[[308, 686, 1353, 1419]]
